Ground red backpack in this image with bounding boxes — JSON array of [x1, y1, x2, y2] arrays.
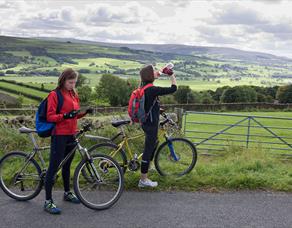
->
[[128, 83, 155, 123]]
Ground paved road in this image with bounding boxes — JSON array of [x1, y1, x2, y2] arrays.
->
[[0, 190, 291, 228]]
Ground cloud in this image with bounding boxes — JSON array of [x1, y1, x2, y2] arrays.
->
[[1, 0, 292, 57], [210, 2, 292, 42], [18, 8, 76, 30], [84, 2, 158, 26], [0, 0, 13, 9], [212, 4, 267, 25]]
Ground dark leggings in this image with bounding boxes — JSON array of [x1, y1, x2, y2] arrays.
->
[[141, 124, 159, 174], [45, 135, 76, 200]]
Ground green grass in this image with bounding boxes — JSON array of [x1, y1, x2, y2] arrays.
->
[[0, 81, 48, 99], [0, 117, 291, 192], [0, 89, 38, 105], [5, 51, 31, 57], [125, 147, 292, 192], [5, 76, 58, 84]]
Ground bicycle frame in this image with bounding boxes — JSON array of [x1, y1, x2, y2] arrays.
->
[[107, 125, 170, 162], [18, 131, 101, 182]]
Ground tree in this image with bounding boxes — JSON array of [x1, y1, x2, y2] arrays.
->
[[76, 73, 88, 88], [276, 85, 292, 103], [213, 86, 230, 102], [78, 69, 90, 74], [200, 91, 214, 104], [220, 86, 257, 103], [174, 85, 192, 104], [95, 74, 138, 106], [77, 85, 92, 104], [264, 86, 279, 99]]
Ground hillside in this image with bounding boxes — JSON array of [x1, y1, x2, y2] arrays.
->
[[0, 35, 292, 92]]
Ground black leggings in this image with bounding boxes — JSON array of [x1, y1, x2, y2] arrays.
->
[[45, 135, 76, 200], [141, 124, 159, 174]]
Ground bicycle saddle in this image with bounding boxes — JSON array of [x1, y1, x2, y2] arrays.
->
[[111, 120, 131, 128], [19, 126, 37, 134]]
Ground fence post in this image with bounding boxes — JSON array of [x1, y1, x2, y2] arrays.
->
[[174, 108, 184, 130], [246, 117, 251, 148]]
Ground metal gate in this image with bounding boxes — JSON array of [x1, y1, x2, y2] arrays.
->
[[183, 111, 292, 156]]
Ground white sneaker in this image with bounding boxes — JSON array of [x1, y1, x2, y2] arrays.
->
[[138, 178, 158, 188]]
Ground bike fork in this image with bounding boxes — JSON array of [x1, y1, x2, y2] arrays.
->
[[166, 138, 180, 161]]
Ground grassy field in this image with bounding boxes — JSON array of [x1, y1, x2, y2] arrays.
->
[[154, 78, 290, 91], [0, 89, 38, 105], [5, 74, 292, 92], [0, 81, 48, 98]]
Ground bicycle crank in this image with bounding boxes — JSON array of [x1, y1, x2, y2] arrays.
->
[[128, 159, 140, 171]]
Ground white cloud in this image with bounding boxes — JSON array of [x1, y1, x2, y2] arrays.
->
[[1, 0, 292, 57]]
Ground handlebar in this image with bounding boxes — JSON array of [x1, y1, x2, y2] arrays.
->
[[75, 123, 92, 139], [159, 112, 176, 127]]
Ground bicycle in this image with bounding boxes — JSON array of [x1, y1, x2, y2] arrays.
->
[[85, 112, 197, 176], [0, 123, 124, 210]]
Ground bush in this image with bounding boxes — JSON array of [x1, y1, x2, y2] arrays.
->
[[221, 86, 257, 103], [5, 70, 15, 74], [78, 69, 91, 74], [276, 85, 292, 103]]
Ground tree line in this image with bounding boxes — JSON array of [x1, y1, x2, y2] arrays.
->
[[76, 74, 292, 106]]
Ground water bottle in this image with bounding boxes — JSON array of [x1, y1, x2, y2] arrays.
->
[[159, 62, 174, 76]]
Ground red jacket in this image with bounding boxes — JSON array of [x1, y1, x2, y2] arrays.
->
[[47, 88, 86, 135]]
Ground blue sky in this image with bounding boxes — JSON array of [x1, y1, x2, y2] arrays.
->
[[1, 0, 292, 58]]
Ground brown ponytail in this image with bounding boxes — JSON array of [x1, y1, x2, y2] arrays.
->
[[140, 65, 154, 84]]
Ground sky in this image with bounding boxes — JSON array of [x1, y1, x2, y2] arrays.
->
[[1, 0, 292, 58]]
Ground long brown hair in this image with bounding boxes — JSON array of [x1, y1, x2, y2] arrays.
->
[[57, 68, 78, 95]]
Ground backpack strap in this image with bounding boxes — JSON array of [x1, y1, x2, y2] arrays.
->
[[140, 83, 157, 123], [147, 97, 158, 123], [55, 89, 64, 114], [139, 83, 153, 95]]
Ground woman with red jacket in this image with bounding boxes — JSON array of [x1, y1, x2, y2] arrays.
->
[[44, 68, 93, 214]]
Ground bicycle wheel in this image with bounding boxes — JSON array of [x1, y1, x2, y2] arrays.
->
[[0, 151, 43, 201], [87, 143, 127, 174], [74, 154, 124, 210], [154, 138, 197, 176]]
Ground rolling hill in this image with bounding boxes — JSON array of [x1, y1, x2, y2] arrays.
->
[[0, 35, 291, 92]]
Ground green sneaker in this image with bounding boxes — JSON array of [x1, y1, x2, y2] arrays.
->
[[64, 192, 80, 204], [44, 200, 61, 215]]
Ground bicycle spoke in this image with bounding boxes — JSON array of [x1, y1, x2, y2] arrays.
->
[[0, 152, 42, 200], [74, 154, 124, 210], [155, 138, 197, 176]]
